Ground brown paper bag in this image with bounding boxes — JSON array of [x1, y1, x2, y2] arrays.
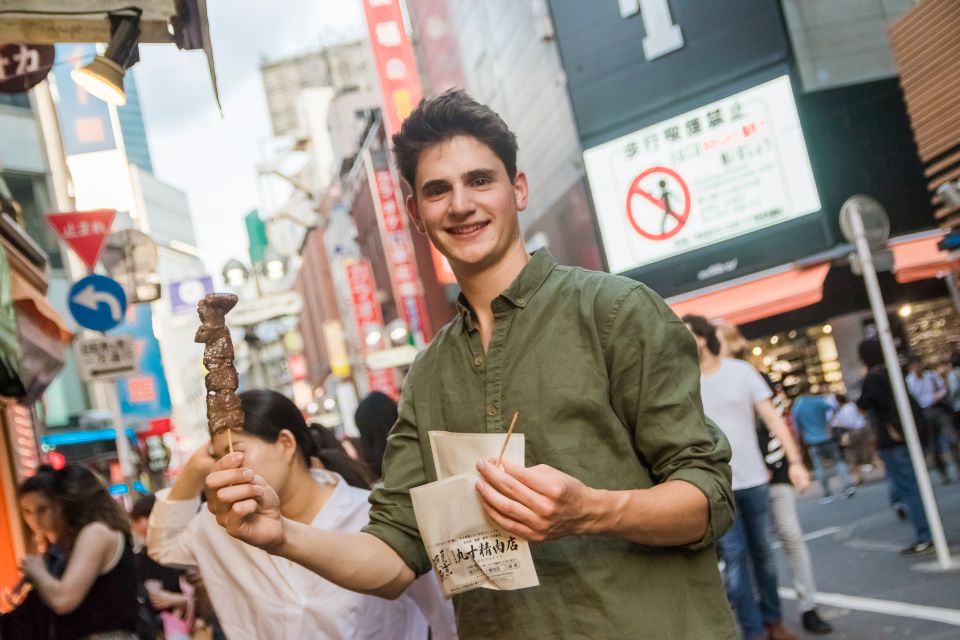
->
[[428, 431, 526, 480], [411, 472, 540, 598]]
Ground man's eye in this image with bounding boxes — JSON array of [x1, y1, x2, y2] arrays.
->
[[473, 178, 490, 187]]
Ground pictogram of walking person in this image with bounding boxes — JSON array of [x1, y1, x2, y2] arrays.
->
[[658, 179, 683, 235]]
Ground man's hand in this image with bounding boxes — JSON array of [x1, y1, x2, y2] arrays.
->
[[788, 462, 811, 494], [204, 452, 284, 552], [474, 459, 599, 542]]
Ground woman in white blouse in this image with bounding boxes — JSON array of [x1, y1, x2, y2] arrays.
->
[[148, 389, 456, 640]]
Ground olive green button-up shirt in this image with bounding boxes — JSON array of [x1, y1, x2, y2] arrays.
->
[[363, 249, 737, 639]]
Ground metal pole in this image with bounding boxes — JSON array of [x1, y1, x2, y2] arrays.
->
[[849, 209, 952, 569], [944, 271, 960, 317], [103, 380, 136, 485]]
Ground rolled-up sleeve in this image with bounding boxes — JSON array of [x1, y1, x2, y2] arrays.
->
[[361, 367, 432, 576], [147, 488, 202, 568], [603, 285, 735, 549]]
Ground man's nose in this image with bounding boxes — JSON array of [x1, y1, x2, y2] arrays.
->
[[449, 184, 476, 215]]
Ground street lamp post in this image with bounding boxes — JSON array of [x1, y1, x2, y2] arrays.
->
[[841, 196, 954, 570]]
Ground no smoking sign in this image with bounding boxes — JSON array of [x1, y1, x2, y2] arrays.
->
[[625, 166, 691, 241]]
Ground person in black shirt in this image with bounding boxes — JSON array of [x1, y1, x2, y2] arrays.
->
[[131, 494, 189, 632], [855, 340, 933, 556]]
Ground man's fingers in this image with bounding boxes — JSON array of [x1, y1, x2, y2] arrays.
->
[[205, 467, 254, 493], [216, 483, 264, 505], [498, 460, 567, 500], [475, 477, 545, 529], [478, 499, 541, 541], [229, 498, 260, 519], [478, 460, 556, 518]]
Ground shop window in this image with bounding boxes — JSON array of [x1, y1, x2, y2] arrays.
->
[[0, 170, 62, 270]]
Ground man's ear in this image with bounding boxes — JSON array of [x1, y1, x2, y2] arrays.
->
[[406, 194, 426, 234], [514, 171, 529, 212]]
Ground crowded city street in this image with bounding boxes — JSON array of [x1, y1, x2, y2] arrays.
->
[[0, 0, 959, 638]]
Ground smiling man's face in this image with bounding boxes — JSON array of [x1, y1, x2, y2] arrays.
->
[[406, 135, 528, 275]]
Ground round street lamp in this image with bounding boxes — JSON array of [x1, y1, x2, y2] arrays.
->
[[222, 259, 249, 288]]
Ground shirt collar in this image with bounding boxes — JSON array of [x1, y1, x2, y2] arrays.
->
[[455, 248, 557, 323]]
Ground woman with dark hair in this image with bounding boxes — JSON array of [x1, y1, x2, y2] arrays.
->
[[148, 389, 455, 640], [19, 464, 139, 639], [355, 391, 398, 480]]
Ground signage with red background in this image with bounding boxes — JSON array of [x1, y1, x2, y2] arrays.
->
[[345, 259, 398, 398]]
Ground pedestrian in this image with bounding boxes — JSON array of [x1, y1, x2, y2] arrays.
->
[[906, 355, 958, 482], [946, 350, 960, 423], [685, 314, 809, 640], [148, 389, 457, 640], [130, 495, 191, 638], [856, 340, 934, 555], [354, 391, 398, 481], [205, 90, 739, 639], [717, 323, 833, 635], [0, 466, 65, 640], [20, 464, 139, 639], [792, 383, 856, 501], [830, 392, 874, 484]]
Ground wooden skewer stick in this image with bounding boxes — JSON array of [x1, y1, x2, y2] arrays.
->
[[226, 428, 234, 454], [495, 412, 520, 468]]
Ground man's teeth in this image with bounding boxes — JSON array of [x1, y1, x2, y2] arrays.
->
[[450, 223, 486, 235]]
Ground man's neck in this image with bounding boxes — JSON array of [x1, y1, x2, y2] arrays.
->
[[456, 240, 530, 350], [280, 466, 333, 525], [699, 350, 722, 375]]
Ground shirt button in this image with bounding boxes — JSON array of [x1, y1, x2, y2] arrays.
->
[[487, 404, 498, 416], [474, 355, 484, 366], [517, 297, 525, 305]]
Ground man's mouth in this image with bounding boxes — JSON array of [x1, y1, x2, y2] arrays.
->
[[446, 221, 490, 236]]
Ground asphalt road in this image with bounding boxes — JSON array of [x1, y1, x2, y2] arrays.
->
[[772, 470, 960, 639]]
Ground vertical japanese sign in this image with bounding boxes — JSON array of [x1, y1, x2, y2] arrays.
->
[[113, 305, 172, 423], [344, 259, 398, 398], [362, 0, 453, 297], [370, 164, 432, 343]]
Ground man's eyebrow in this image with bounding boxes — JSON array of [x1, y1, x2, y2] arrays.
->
[[463, 168, 496, 182], [419, 178, 450, 193]]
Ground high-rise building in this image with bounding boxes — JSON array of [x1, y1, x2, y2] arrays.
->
[[118, 70, 155, 174], [260, 41, 377, 138]]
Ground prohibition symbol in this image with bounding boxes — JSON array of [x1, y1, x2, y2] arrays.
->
[[625, 166, 691, 241]]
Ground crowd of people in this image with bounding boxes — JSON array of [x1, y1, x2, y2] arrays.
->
[[1, 90, 958, 640]]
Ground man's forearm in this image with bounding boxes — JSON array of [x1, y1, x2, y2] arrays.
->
[[277, 523, 415, 599], [585, 480, 708, 546]]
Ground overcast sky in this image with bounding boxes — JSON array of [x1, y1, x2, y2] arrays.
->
[[134, 0, 364, 277]]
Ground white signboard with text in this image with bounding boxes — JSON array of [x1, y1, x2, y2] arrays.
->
[[584, 75, 821, 274], [74, 334, 139, 382]]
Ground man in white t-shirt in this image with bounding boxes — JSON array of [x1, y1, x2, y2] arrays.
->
[[684, 315, 811, 640]]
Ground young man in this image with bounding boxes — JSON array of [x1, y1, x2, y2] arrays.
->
[[906, 355, 958, 482], [684, 315, 810, 640], [204, 90, 739, 639], [791, 385, 855, 501], [857, 341, 934, 555]]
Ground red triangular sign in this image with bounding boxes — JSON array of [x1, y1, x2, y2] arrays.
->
[[46, 209, 116, 270]]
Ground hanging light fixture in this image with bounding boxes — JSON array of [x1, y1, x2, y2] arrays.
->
[[71, 11, 141, 106]]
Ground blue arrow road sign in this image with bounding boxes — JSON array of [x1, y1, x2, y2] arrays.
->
[[68, 274, 127, 332]]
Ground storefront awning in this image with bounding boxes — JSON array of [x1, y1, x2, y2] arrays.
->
[[889, 231, 957, 284], [668, 263, 831, 325]]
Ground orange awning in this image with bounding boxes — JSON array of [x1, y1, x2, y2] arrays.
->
[[890, 232, 957, 283], [668, 263, 831, 326], [10, 271, 72, 344]]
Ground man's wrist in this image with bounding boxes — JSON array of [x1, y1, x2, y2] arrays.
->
[[580, 488, 627, 536]]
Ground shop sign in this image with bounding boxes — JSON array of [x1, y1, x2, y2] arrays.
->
[[371, 167, 431, 342], [169, 276, 214, 315], [74, 334, 139, 382], [0, 43, 55, 94], [362, 0, 424, 137], [617, 0, 684, 60], [113, 305, 172, 423], [583, 75, 821, 274], [47, 209, 116, 271], [344, 259, 398, 397], [322, 320, 351, 378]]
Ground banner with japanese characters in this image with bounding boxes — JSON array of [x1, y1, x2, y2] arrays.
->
[[583, 75, 821, 274]]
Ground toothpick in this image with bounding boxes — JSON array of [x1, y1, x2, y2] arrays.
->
[[226, 428, 234, 454], [495, 412, 520, 468]]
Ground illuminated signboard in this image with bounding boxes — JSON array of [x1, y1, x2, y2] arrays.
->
[[583, 75, 821, 274]]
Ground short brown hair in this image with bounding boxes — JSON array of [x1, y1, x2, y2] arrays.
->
[[392, 89, 518, 190], [682, 314, 721, 356]]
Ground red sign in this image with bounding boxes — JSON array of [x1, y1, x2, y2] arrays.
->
[[345, 259, 398, 398], [362, 0, 424, 137], [46, 209, 116, 270], [625, 167, 691, 241], [372, 169, 432, 341]]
